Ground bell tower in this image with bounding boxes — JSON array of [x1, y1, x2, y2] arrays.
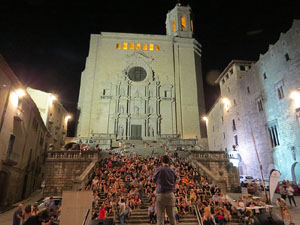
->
[[166, 4, 193, 38]]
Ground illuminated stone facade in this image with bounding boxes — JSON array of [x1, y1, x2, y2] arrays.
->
[[0, 56, 47, 206], [207, 20, 300, 181], [77, 5, 206, 143], [27, 88, 69, 150]]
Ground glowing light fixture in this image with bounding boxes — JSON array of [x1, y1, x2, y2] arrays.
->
[[11, 92, 19, 107], [49, 94, 57, 106], [202, 116, 208, 123], [222, 97, 230, 112], [290, 90, 300, 108], [65, 115, 71, 123], [16, 89, 25, 97]]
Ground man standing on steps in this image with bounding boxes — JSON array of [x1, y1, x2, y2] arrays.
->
[[153, 155, 177, 225]]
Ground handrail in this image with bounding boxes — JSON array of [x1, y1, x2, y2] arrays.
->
[[193, 205, 204, 225], [82, 209, 90, 225]]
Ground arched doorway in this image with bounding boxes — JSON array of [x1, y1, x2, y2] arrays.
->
[[291, 162, 300, 183]]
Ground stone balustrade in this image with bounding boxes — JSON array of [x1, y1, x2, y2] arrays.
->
[[190, 150, 229, 162], [47, 150, 99, 160]]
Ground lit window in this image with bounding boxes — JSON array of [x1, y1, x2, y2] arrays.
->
[[116, 43, 121, 49], [136, 43, 141, 50], [129, 43, 134, 50], [123, 43, 128, 50], [172, 18, 176, 32], [155, 45, 160, 51], [181, 16, 186, 30], [143, 44, 147, 51], [149, 44, 154, 51]]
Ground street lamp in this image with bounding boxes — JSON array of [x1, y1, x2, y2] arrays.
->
[[65, 114, 72, 123], [202, 116, 208, 123], [222, 97, 230, 112]]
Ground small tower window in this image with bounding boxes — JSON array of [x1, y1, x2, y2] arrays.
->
[[190, 20, 193, 32], [172, 18, 176, 32], [129, 43, 134, 50], [123, 43, 128, 50], [155, 45, 160, 51], [149, 44, 154, 51], [181, 16, 186, 30], [136, 43, 141, 50], [116, 43, 121, 49], [143, 44, 147, 51], [263, 73, 267, 79], [285, 53, 290, 61]]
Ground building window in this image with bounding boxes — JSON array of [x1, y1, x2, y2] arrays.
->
[[181, 16, 186, 30], [247, 86, 250, 94], [6, 134, 15, 159], [232, 119, 236, 131], [136, 43, 141, 50], [221, 116, 224, 123], [164, 91, 168, 98], [234, 135, 239, 146], [257, 98, 264, 112], [268, 124, 280, 147], [129, 43, 134, 50], [213, 125, 214, 132], [223, 132, 226, 139], [143, 44, 147, 51], [229, 69, 233, 74], [190, 19, 193, 31], [128, 67, 147, 82], [285, 53, 290, 61], [123, 43, 128, 50], [240, 65, 246, 71], [116, 43, 121, 49], [149, 44, 154, 51], [172, 18, 176, 32], [221, 79, 225, 84], [277, 86, 284, 99], [155, 45, 160, 51], [263, 73, 267, 79], [225, 74, 229, 79], [233, 99, 236, 105], [227, 87, 230, 93]]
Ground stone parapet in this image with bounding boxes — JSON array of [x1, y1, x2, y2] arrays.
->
[[43, 150, 100, 197], [188, 150, 240, 193]]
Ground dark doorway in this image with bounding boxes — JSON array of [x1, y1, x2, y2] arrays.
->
[[0, 171, 9, 205], [131, 125, 142, 140]]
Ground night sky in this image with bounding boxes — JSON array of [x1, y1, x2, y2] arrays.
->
[[0, 0, 299, 135]]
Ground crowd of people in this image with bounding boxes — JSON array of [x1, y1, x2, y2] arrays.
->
[[85, 152, 240, 225], [12, 197, 60, 225]]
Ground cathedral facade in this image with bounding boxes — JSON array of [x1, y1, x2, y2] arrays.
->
[[77, 5, 206, 142]]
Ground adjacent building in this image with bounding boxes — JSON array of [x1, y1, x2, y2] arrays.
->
[[0, 56, 48, 206], [207, 20, 300, 181], [77, 4, 206, 144], [27, 88, 70, 150]]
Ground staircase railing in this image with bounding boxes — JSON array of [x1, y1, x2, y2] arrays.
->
[[82, 209, 90, 225], [193, 205, 203, 225]]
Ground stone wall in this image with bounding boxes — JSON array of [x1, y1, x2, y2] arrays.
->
[[189, 150, 240, 193], [43, 150, 98, 197]]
